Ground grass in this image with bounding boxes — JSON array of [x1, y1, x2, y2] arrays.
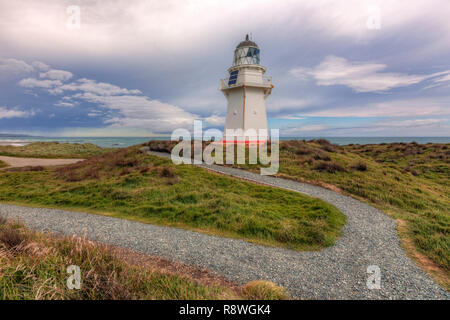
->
[[0, 160, 7, 168], [148, 139, 450, 289], [0, 146, 345, 251], [0, 219, 289, 300], [0, 142, 109, 159]]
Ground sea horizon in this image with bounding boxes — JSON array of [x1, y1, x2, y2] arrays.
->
[[0, 135, 449, 148]]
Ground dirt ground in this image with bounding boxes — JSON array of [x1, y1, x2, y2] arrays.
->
[[0, 156, 83, 168]]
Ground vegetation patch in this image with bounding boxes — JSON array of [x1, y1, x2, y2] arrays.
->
[[242, 280, 289, 300], [0, 147, 345, 251], [150, 139, 449, 286], [0, 142, 109, 159], [0, 219, 289, 300], [212, 139, 449, 287]]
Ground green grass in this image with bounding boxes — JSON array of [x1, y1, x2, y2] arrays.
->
[[0, 147, 345, 251], [212, 140, 449, 285], [0, 160, 6, 168], [280, 141, 449, 271], [0, 220, 289, 300], [148, 140, 450, 288], [0, 142, 109, 159]]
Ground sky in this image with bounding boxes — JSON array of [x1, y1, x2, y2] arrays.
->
[[0, 0, 449, 137]]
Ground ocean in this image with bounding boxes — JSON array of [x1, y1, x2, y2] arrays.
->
[[0, 136, 449, 148]]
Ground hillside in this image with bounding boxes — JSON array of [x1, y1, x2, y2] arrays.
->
[[0, 146, 345, 251], [148, 139, 450, 288], [0, 142, 109, 159]]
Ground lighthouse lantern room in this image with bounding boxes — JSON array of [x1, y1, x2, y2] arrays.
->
[[220, 35, 273, 142]]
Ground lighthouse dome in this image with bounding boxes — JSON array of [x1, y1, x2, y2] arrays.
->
[[233, 34, 260, 66]]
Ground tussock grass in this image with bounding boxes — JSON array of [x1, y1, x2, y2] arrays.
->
[[0, 220, 289, 300], [242, 281, 289, 300], [0, 142, 108, 159], [0, 147, 345, 251]]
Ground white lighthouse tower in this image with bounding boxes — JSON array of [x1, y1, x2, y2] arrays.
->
[[220, 35, 273, 142]]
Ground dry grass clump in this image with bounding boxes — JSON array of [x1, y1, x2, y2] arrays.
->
[[0, 223, 29, 249], [0, 219, 291, 300], [313, 161, 345, 173], [309, 139, 340, 152], [242, 281, 289, 300], [55, 147, 178, 182], [351, 161, 367, 171], [281, 140, 335, 161], [4, 166, 44, 172]]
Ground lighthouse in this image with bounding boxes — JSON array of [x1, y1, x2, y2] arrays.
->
[[220, 35, 273, 142]]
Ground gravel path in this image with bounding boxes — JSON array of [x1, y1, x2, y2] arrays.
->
[[0, 150, 448, 299], [0, 156, 82, 168]]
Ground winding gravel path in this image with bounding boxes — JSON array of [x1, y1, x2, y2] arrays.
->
[[0, 150, 448, 299]]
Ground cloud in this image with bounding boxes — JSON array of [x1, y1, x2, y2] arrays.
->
[[31, 61, 50, 71], [298, 97, 450, 118], [54, 101, 77, 108], [2, 1, 450, 137], [0, 57, 52, 79], [2, 0, 449, 59], [274, 115, 305, 120], [204, 114, 225, 126], [53, 78, 142, 96], [0, 106, 34, 119], [75, 92, 197, 133], [282, 124, 326, 135], [290, 56, 450, 93], [375, 118, 449, 128], [434, 73, 450, 83], [334, 118, 450, 136], [279, 117, 450, 137], [267, 97, 322, 117], [40, 69, 73, 81], [13, 57, 201, 133], [19, 77, 62, 89], [0, 57, 34, 75]]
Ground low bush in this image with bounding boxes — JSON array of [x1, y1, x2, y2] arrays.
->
[[313, 161, 345, 173]]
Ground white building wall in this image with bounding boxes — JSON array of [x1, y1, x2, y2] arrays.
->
[[243, 86, 268, 132], [224, 87, 245, 130], [222, 60, 271, 140], [224, 86, 268, 133]]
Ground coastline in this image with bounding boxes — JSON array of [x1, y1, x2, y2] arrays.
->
[[0, 136, 449, 148], [0, 140, 29, 146]]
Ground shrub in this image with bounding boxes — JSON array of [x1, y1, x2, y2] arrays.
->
[[351, 161, 367, 171], [0, 224, 29, 248], [313, 161, 345, 173], [294, 146, 313, 155], [5, 166, 44, 172], [159, 167, 177, 178], [313, 151, 331, 161]]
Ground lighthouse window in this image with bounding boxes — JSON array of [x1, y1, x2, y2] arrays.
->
[[233, 47, 260, 66], [228, 70, 239, 85]]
